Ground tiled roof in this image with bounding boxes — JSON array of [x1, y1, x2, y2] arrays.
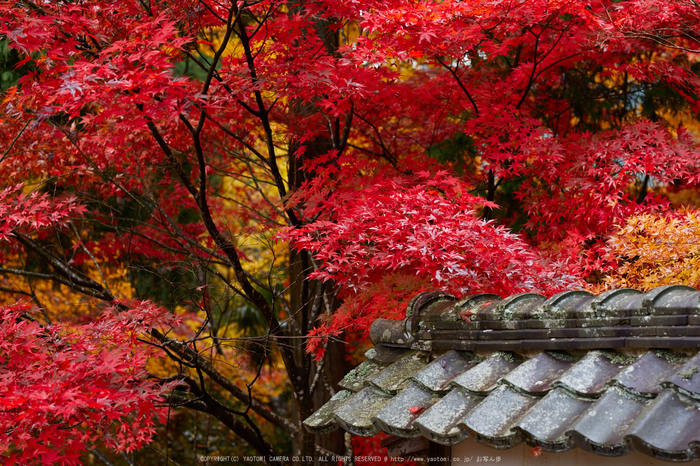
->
[[304, 286, 700, 462]]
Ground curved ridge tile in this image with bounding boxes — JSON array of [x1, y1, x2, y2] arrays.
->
[[649, 287, 700, 315], [333, 387, 392, 437], [637, 285, 698, 316], [514, 388, 592, 451], [614, 351, 685, 396], [459, 385, 537, 449], [303, 390, 352, 434], [625, 389, 700, 461], [503, 352, 574, 395], [373, 383, 439, 438], [411, 350, 480, 393], [498, 293, 546, 321], [368, 351, 430, 395], [554, 351, 630, 397], [538, 290, 594, 320], [414, 387, 482, 446], [580, 288, 642, 319], [365, 345, 411, 365], [451, 352, 522, 395], [568, 388, 648, 456]]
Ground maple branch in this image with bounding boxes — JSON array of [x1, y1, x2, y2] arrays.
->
[[186, 363, 272, 457], [165, 390, 280, 465], [153, 331, 299, 436], [11, 232, 115, 302], [181, 102, 300, 385], [338, 104, 354, 154], [308, 340, 328, 396], [515, 27, 540, 110], [200, 5, 240, 96], [144, 119, 199, 198], [70, 223, 111, 295], [0, 286, 33, 298], [353, 112, 399, 166], [434, 56, 480, 117], [0, 119, 30, 165], [232, 3, 299, 227], [87, 448, 116, 466], [203, 111, 272, 166], [0, 267, 56, 281], [326, 104, 354, 154], [60, 125, 287, 331]]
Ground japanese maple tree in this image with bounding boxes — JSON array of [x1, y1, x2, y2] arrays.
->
[[0, 0, 699, 464]]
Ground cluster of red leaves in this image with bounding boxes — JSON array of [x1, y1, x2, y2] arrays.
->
[[0, 185, 86, 241], [520, 121, 700, 271], [0, 302, 179, 465], [286, 169, 577, 295], [282, 165, 580, 359]]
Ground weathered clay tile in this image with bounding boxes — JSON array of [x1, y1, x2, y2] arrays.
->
[[411, 350, 480, 393], [575, 288, 641, 320], [414, 387, 482, 445], [514, 388, 592, 450], [458, 385, 538, 448], [364, 345, 412, 365], [368, 351, 430, 395], [302, 389, 352, 434], [333, 387, 392, 437], [502, 351, 574, 395], [613, 350, 686, 395], [496, 293, 546, 321], [451, 352, 522, 395], [374, 383, 440, 437], [338, 360, 386, 392], [636, 285, 698, 316], [307, 287, 700, 462], [554, 350, 631, 396], [476, 293, 544, 323], [537, 290, 594, 320], [569, 388, 648, 453], [626, 390, 700, 460], [370, 318, 411, 347], [664, 352, 700, 398], [422, 294, 500, 323]]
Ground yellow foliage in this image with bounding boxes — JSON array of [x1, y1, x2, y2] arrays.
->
[[664, 187, 700, 208], [600, 209, 700, 291]]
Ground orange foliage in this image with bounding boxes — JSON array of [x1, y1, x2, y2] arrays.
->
[[600, 209, 700, 290]]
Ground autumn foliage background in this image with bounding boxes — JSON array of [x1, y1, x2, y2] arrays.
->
[[1, 0, 700, 464]]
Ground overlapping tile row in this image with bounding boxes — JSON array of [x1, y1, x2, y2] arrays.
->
[[369, 285, 700, 352], [304, 286, 700, 462]]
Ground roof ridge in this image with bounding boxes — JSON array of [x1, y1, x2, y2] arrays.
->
[[371, 286, 700, 352]]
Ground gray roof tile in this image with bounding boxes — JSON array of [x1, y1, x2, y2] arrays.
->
[[304, 286, 700, 462], [333, 387, 392, 437], [614, 351, 685, 395], [374, 383, 439, 437], [502, 351, 574, 395], [459, 385, 537, 447], [368, 351, 429, 395], [302, 389, 352, 434], [626, 390, 700, 460], [450, 352, 521, 395], [569, 388, 647, 450], [338, 360, 385, 392], [411, 350, 479, 393], [514, 388, 591, 450], [664, 352, 700, 399], [553, 350, 628, 396], [414, 387, 481, 445]]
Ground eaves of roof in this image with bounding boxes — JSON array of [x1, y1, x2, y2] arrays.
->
[[304, 285, 700, 462]]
